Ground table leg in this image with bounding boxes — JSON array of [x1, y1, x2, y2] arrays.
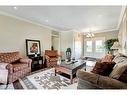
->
[[70, 74, 73, 84], [55, 68, 56, 76]]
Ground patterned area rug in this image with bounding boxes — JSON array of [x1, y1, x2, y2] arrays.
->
[[0, 83, 14, 89], [19, 68, 77, 89]]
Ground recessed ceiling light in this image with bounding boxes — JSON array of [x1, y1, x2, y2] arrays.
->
[[98, 14, 103, 18], [45, 20, 49, 22], [13, 7, 18, 10]]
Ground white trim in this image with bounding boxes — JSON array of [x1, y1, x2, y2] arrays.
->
[[0, 10, 61, 32], [117, 6, 126, 29], [51, 34, 59, 37], [80, 28, 118, 35]]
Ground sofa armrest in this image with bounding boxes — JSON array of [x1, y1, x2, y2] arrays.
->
[[20, 58, 32, 67], [77, 69, 100, 84]]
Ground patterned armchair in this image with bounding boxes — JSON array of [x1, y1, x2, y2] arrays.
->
[[0, 52, 32, 83], [44, 50, 59, 68]]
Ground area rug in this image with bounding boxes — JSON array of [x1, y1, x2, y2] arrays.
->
[[19, 68, 77, 89], [0, 83, 14, 89]]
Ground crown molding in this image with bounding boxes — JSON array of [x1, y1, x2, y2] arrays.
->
[[73, 28, 118, 34], [0, 10, 61, 32], [117, 6, 126, 29]]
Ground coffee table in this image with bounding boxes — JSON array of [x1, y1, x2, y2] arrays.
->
[[55, 60, 86, 84]]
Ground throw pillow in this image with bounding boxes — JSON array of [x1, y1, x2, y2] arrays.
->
[[113, 53, 127, 65], [109, 59, 127, 79], [91, 62, 116, 76], [101, 54, 114, 63]]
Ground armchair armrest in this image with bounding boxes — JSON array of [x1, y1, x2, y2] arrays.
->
[[45, 55, 50, 59], [57, 54, 62, 58], [20, 58, 32, 67], [0, 63, 10, 84], [44, 55, 50, 62], [0, 63, 13, 74], [5, 63, 13, 74], [0, 63, 9, 69]]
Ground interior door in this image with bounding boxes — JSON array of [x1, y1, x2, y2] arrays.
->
[[52, 36, 59, 51], [84, 37, 105, 58]]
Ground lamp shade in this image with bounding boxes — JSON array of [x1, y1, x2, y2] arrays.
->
[[111, 41, 121, 49]]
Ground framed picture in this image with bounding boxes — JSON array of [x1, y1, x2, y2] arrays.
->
[[26, 39, 41, 56]]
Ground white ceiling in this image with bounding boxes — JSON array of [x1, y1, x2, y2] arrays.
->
[[0, 6, 122, 33]]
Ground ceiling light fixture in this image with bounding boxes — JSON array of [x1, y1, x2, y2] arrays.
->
[[86, 33, 95, 38], [13, 7, 18, 10], [86, 28, 95, 38], [45, 20, 49, 22]]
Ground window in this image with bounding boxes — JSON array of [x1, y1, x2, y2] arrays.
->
[[84, 37, 105, 58], [86, 41, 92, 52], [95, 40, 104, 52]]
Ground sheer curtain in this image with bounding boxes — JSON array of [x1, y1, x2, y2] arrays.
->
[[73, 32, 84, 59]]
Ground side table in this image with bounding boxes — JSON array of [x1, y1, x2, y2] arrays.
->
[[28, 56, 43, 71]]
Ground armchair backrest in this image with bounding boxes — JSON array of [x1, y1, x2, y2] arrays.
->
[[45, 50, 58, 57], [0, 52, 20, 63]]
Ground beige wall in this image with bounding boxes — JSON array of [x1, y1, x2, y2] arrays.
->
[[60, 30, 118, 58], [0, 14, 52, 57], [60, 31, 74, 58]]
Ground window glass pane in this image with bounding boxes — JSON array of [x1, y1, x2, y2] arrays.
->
[[96, 40, 104, 52], [86, 41, 92, 52]]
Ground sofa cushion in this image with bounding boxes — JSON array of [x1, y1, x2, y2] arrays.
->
[[12, 63, 29, 72], [0, 52, 20, 63], [109, 59, 127, 79], [91, 62, 115, 76], [98, 75, 127, 89], [113, 54, 127, 65], [101, 54, 114, 62], [118, 69, 127, 83]]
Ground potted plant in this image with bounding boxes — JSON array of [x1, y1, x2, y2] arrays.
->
[[104, 38, 118, 54]]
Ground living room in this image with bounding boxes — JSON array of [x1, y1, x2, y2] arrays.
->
[[0, 5, 127, 91]]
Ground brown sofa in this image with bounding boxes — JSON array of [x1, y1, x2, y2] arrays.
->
[[77, 69, 127, 89], [77, 54, 127, 89], [0, 52, 32, 83]]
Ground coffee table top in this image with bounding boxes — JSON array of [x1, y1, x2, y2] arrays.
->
[[58, 60, 86, 70]]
